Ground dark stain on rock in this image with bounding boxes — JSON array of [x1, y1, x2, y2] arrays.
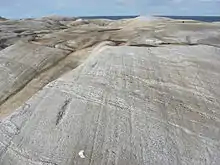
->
[[56, 98, 71, 125]]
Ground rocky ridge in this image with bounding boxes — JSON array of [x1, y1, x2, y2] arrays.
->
[[0, 16, 220, 164]]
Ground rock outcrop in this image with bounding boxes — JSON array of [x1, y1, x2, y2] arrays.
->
[[0, 16, 6, 21], [0, 42, 70, 105], [0, 16, 220, 164]]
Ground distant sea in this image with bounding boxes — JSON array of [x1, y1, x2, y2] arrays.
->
[[161, 16, 220, 22], [80, 16, 220, 22]]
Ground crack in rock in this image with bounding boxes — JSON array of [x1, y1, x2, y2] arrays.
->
[[55, 98, 72, 125]]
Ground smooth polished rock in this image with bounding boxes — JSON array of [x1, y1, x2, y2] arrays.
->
[[0, 16, 220, 165], [0, 42, 70, 105], [0, 45, 220, 165]]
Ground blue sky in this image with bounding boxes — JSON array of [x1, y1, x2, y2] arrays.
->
[[0, 0, 220, 18]]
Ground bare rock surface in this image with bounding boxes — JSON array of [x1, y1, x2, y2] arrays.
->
[[0, 16, 220, 164], [0, 45, 220, 165], [0, 42, 70, 106]]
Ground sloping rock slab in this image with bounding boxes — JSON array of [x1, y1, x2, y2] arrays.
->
[[0, 42, 70, 104], [0, 45, 220, 165]]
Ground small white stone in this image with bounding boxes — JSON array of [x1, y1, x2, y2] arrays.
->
[[78, 150, 86, 158]]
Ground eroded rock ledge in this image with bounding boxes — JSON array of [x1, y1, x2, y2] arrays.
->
[[0, 16, 220, 165]]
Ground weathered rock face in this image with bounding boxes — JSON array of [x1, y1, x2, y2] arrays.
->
[[0, 16, 220, 165], [0, 42, 70, 105], [1, 45, 220, 165]]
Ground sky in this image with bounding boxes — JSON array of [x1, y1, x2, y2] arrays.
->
[[0, 0, 220, 18]]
